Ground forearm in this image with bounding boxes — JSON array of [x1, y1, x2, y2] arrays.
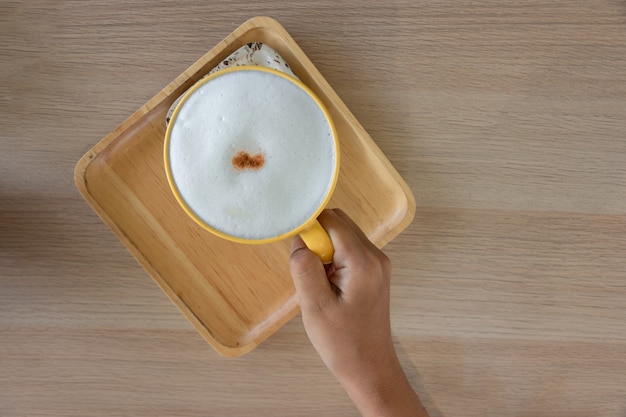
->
[[336, 351, 429, 417]]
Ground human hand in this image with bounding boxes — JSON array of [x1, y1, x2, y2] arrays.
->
[[290, 208, 394, 379], [289, 209, 427, 417]]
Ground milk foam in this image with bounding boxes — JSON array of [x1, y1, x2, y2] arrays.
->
[[167, 69, 337, 240]]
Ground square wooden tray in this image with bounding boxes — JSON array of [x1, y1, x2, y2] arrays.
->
[[74, 16, 416, 357]]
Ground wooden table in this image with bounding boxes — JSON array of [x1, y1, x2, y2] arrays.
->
[[2, 1, 625, 416]]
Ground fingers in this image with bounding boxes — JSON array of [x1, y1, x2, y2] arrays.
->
[[318, 209, 391, 297], [290, 209, 385, 309], [317, 209, 361, 252], [316, 209, 373, 270], [289, 235, 335, 311], [332, 208, 378, 251]]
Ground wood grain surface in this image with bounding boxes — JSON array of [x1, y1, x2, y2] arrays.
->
[[2, 1, 626, 416]]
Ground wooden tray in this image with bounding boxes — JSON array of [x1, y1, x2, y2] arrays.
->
[[74, 16, 416, 357]]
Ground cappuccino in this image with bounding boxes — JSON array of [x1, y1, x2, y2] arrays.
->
[[166, 68, 338, 241]]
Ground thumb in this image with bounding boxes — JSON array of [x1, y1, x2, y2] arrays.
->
[[289, 236, 335, 311]]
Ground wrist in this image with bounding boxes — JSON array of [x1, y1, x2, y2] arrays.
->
[[336, 350, 426, 417]]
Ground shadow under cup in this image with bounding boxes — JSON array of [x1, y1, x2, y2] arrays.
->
[[164, 66, 340, 263]]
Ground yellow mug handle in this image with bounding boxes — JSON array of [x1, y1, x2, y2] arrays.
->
[[299, 219, 334, 264]]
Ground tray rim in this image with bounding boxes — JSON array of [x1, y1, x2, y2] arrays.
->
[[74, 16, 416, 357]]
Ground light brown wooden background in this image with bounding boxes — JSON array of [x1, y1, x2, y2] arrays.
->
[[2, 1, 625, 416]]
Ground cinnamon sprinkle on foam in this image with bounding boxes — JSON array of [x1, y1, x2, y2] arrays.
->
[[232, 150, 265, 171]]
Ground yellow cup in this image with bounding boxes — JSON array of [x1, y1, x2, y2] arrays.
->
[[164, 67, 339, 263]]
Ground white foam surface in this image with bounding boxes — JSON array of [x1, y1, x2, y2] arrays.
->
[[168, 69, 336, 240]]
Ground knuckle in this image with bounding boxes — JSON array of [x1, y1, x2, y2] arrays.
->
[[378, 251, 392, 275], [362, 250, 391, 286]]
